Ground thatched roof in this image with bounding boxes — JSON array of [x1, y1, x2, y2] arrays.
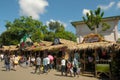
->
[[25, 41, 52, 51], [77, 42, 116, 50], [24, 38, 117, 52], [113, 43, 120, 50], [0, 38, 118, 52], [43, 39, 77, 51], [59, 39, 77, 50], [0, 45, 18, 51], [25, 39, 77, 51], [75, 33, 117, 50]]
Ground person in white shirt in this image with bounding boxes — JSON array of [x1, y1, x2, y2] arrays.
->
[[13, 55, 19, 71], [46, 56, 50, 72], [72, 58, 78, 77], [43, 57, 48, 73], [61, 58, 66, 76], [0, 54, 4, 62], [30, 56, 35, 67]]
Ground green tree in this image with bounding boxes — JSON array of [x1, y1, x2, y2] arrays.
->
[[48, 21, 76, 41], [0, 16, 47, 45], [48, 21, 65, 33], [44, 31, 55, 41], [0, 17, 76, 45], [82, 7, 110, 34], [31, 29, 44, 42], [55, 31, 76, 41]]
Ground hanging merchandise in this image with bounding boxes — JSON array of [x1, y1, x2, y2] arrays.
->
[[74, 51, 80, 61], [88, 56, 93, 62], [102, 50, 106, 56], [20, 34, 33, 50]]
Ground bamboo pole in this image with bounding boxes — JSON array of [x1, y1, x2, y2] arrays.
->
[[83, 50, 86, 72]]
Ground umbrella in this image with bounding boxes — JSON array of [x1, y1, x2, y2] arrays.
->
[[48, 55, 54, 61]]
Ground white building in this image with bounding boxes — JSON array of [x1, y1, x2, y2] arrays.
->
[[71, 16, 120, 43]]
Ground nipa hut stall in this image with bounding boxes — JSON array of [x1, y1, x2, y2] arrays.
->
[[23, 38, 77, 59], [22, 38, 78, 70], [76, 33, 116, 79], [109, 43, 120, 79], [20, 41, 52, 58]]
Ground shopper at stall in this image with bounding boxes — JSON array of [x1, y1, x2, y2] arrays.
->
[[4, 54, 10, 71], [61, 57, 66, 76], [34, 55, 41, 74]]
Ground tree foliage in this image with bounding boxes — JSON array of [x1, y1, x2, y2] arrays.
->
[[0, 16, 47, 45], [0, 16, 76, 45], [48, 21, 76, 42], [48, 21, 65, 32], [82, 7, 110, 34]]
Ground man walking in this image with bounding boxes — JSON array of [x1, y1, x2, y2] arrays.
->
[[61, 57, 66, 76], [4, 54, 10, 71], [43, 56, 48, 73], [34, 55, 41, 74]]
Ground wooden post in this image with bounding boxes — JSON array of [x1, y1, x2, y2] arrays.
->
[[94, 47, 97, 77], [83, 50, 86, 72]]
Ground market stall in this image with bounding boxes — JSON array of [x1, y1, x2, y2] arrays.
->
[[76, 34, 116, 79]]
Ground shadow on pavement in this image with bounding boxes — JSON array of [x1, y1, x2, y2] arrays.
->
[[1, 70, 6, 71], [54, 73, 74, 78], [54, 74, 63, 77]]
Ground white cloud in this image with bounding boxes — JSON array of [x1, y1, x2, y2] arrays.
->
[[46, 19, 67, 28], [117, 1, 120, 8], [98, 2, 115, 10], [82, 9, 90, 16], [18, 0, 48, 19]]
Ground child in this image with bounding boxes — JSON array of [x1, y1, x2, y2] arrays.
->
[[77, 61, 81, 77], [40, 65, 44, 73]]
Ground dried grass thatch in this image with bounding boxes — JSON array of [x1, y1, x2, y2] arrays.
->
[[25, 41, 52, 51], [24, 38, 118, 52], [0, 45, 18, 51], [59, 39, 78, 50], [33, 39, 68, 51], [25, 39, 77, 51], [77, 42, 116, 50], [82, 33, 105, 43], [114, 43, 120, 50]]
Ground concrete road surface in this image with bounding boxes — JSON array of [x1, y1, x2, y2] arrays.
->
[[0, 61, 98, 80]]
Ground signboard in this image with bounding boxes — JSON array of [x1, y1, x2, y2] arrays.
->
[[84, 36, 99, 43], [83, 34, 103, 43]]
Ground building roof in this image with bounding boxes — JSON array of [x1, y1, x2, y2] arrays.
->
[[71, 15, 120, 27], [0, 45, 18, 51], [25, 39, 77, 51]]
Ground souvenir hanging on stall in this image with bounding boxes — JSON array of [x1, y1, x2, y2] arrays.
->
[[20, 34, 33, 50]]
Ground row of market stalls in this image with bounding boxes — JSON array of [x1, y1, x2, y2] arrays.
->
[[0, 34, 120, 79]]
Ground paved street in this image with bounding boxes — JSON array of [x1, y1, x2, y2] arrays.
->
[[0, 61, 98, 80]]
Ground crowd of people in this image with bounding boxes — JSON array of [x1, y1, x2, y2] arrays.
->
[[33, 54, 53, 74], [0, 53, 20, 71], [0, 51, 57, 73], [61, 57, 81, 77], [0, 50, 81, 77]]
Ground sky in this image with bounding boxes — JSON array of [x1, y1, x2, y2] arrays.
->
[[0, 0, 120, 35]]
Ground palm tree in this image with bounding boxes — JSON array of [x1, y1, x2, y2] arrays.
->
[[82, 7, 110, 34]]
